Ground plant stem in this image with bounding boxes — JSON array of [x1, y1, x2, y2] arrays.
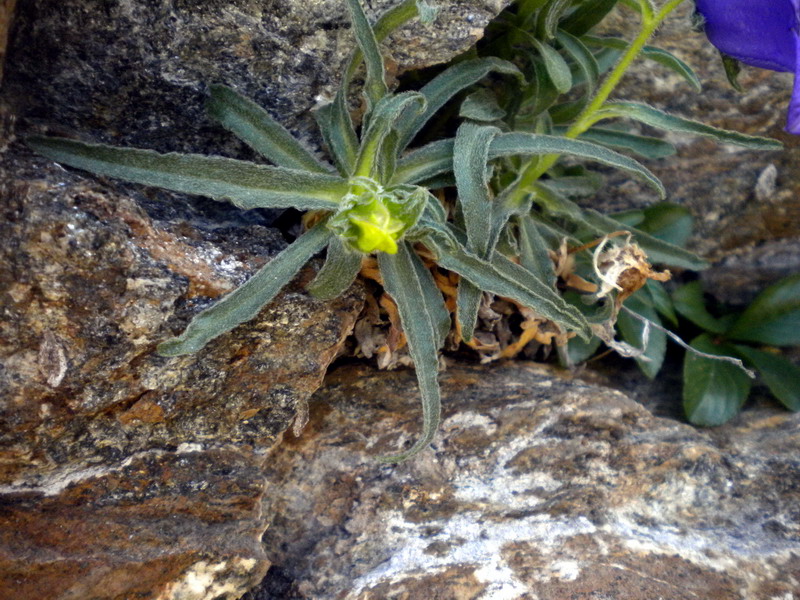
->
[[510, 0, 688, 199]]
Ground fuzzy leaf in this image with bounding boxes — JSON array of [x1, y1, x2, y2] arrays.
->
[[460, 89, 506, 122], [490, 132, 666, 198], [307, 237, 363, 300], [726, 274, 800, 346], [602, 102, 782, 150], [517, 216, 557, 288], [378, 243, 444, 462], [532, 38, 572, 93], [426, 234, 591, 339], [158, 224, 332, 356], [585, 36, 700, 91], [28, 135, 346, 210], [560, 0, 618, 36], [207, 85, 330, 173], [556, 29, 599, 94], [733, 345, 800, 411], [345, 0, 388, 116], [394, 138, 455, 184], [396, 57, 523, 150], [355, 92, 426, 178], [570, 127, 676, 159], [683, 333, 752, 426], [314, 101, 357, 176]]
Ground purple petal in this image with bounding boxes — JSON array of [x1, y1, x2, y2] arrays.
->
[[694, 0, 798, 72], [788, 41, 800, 133]]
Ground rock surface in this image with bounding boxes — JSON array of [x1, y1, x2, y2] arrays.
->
[[254, 361, 800, 599], [0, 145, 364, 599], [593, 3, 800, 305]]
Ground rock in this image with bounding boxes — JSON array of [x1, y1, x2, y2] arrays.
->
[[590, 3, 800, 305], [255, 361, 800, 599], [2, 0, 509, 155], [0, 145, 364, 599]]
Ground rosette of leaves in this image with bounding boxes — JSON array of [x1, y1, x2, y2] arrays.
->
[[19, 0, 592, 460]]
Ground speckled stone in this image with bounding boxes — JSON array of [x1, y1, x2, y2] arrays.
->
[[0, 146, 364, 599], [591, 4, 800, 305], [255, 361, 800, 599]]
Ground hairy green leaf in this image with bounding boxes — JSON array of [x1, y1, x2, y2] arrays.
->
[[532, 38, 572, 93], [394, 138, 454, 184], [378, 243, 444, 462], [585, 36, 701, 91], [345, 0, 388, 116], [207, 85, 330, 173], [683, 333, 751, 426], [602, 102, 782, 150], [556, 29, 599, 94], [560, 0, 618, 36], [28, 136, 346, 210], [569, 127, 676, 159], [396, 57, 523, 150], [726, 274, 800, 346], [426, 234, 592, 339], [307, 237, 363, 300], [517, 215, 557, 288], [460, 89, 507, 122], [158, 224, 332, 356]]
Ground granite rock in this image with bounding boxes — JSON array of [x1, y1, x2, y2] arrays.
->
[[0, 145, 363, 599], [255, 361, 800, 599]]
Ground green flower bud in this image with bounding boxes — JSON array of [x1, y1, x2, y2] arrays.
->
[[328, 178, 427, 255]]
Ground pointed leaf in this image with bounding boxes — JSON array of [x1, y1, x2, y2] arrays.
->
[[460, 89, 506, 122], [345, 0, 388, 115], [602, 102, 782, 150], [726, 274, 800, 346], [394, 138, 454, 184], [377, 243, 443, 462], [672, 281, 727, 334], [560, 0, 618, 36], [314, 101, 357, 176], [489, 132, 666, 198], [584, 36, 700, 91], [28, 136, 346, 210], [158, 224, 332, 356], [207, 85, 329, 173], [425, 233, 591, 339], [354, 92, 426, 178], [396, 57, 523, 150], [307, 237, 363, 300], [733, 345, 800, 411], [572, 127, 676, 159], [645, 279, 678, 326], [532, 38, 572, 94], [683, 333, 751, 426], [556, 29, 599, 94], [518, 216, 557, 288]]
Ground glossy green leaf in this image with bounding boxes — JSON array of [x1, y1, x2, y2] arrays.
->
[[602, 102, 782, 150], [672, 281, 728, 334], [683, 333, 752, 426], [28, 135, 346, 210], [637, 202, 693, 247], [158, 224, 332, 356], [645, 279, 678, 326], [206, 85, 329, 173], [307, 237, 363, 300], [726, 274, 800, 346], [733, 345, 800, 411], [617, 295, 666, 379], [396, 57, 523, 150], [377, 243, 444, 462]]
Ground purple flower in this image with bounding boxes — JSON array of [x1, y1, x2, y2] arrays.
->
[[694, 0, 800, 133]]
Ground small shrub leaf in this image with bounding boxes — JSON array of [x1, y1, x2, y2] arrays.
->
[[733, 345, 800, 411], [617, 294, 666, 379], [683, 333, 752, 426], [726, 274, 800, 346]]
